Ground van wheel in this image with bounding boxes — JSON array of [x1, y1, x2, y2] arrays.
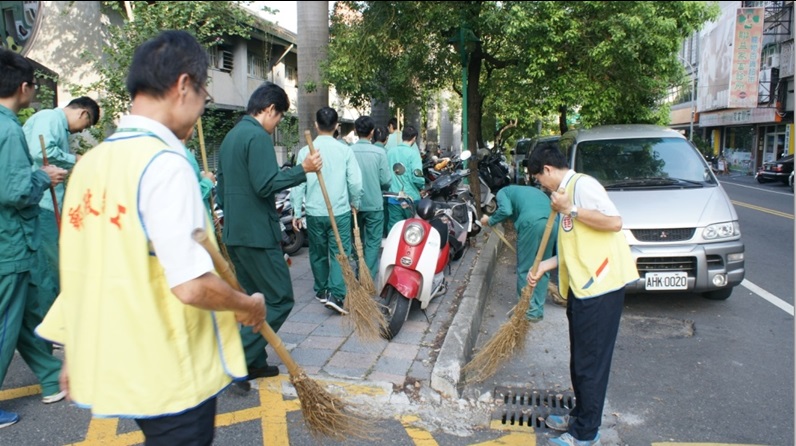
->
[[702, 288, 732, 300]]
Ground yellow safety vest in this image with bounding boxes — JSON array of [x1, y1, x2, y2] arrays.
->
[[557, 174, 639, 299], [37, 133, 246, 417]]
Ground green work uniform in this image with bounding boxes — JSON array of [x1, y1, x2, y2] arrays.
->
[[351, 139, 391, 279], [0, 104, 62, 397], [488, 185, 558, 321], [183, 147, 214, 216], [386, 142, 424, 233], [23, 109, 75, 310], [216, 116, 307, 369], [292, 135, 362, 300]]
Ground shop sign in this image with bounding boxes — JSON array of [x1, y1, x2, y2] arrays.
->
[[728, 7, 764, 109], [699, 108, 781, 127]]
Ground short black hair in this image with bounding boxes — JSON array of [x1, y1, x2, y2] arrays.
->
[[354, 116, 374, 137], [0, 48, 34, 98], [66, 96, 100, 126], [126, 30, 208, 100], [373, 125, 388, 143], [526, 144, 568, 175], [388, 117, 398, 129], [402, 126, 418, 142], [316, 106, 338, 132], [247, 82, 289, 116]]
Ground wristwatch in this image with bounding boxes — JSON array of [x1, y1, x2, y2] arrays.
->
[[569, 205, 578, 219]]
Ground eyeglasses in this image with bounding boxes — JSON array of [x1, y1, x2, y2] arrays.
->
[[83, 109, 94, 125], [26, 81, 38, 91], [198, 84, 214, 106]]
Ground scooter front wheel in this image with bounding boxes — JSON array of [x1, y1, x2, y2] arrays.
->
[[380, 286, 412, 340]]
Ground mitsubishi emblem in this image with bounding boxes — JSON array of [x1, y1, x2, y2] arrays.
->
[[659, 231, 668, 239]]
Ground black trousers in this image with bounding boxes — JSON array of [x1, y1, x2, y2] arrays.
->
[[135, 397, 216, 446], [566, 287, 624, 441]]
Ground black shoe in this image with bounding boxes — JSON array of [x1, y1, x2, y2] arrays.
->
[[315, 290, 329, 304], [324, 296, 348, 315], [248, 365, 279, 379], [230, 380, 251, 394]]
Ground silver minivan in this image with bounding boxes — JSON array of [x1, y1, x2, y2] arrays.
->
[[559, 124, 745, 300]]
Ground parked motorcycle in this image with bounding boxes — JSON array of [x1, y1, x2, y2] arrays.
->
[[275, 190, 306, 256], [377, 165, 454, 339]]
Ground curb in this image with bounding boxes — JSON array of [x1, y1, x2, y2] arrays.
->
[[430, 223, 503, 398]]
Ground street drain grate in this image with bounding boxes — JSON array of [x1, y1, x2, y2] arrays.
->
[[491, 386, 575, 430]]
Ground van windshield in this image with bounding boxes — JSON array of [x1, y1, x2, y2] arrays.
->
[[516, 140, 531, 155], [574, 137, 717, 189]]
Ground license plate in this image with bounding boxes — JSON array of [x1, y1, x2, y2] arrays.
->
[[645, 272, 688, 290]]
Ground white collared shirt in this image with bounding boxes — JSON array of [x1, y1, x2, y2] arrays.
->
[[561, 169, 620, 217], [115, 115, 213, 288]]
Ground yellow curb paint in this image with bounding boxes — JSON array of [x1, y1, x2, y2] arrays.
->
[[259, 376, 291, 446], [0, 384, 40, 401], [489, 418, 537, 433], [400, 415, 439, 446], [470, 432, 537, 445], [67, 417, 145, 446]]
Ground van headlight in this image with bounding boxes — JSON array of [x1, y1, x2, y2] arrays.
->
[[403, 223, 425, 246], [703, 221, 740, 240]]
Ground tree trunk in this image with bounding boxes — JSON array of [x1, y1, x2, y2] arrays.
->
[[297, 1, 329, 140], [558, 105, 569, 135]]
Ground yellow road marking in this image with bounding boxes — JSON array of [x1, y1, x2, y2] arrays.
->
[[259, 376, 291, 446], [0, 384, 40, 401], [400, 415, 439, 446], [471, 432, 537, 445], [732, 200, 793, 219], [652, 443, 766, 446]]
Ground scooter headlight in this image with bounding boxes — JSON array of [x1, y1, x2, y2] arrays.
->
[[403, 223, 425, 246]]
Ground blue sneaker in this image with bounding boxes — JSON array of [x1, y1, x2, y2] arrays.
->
[[0, 410, 19, 429], [545, 414, 572, 431], [547, 432, 601, 446]]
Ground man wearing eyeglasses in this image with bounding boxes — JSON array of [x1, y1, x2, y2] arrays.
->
[[0, 48, 68, 428], [23, 96, 100, 401]]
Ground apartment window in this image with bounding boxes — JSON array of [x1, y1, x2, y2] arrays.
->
[[285, 66, 296, 82], [248, 54, 268, 79], [209, 45, 234, 73]]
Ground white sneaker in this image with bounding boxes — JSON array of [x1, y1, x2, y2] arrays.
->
[[42, 390, 67, 404]]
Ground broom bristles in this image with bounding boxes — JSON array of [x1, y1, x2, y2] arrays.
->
[[462, 285, 535, 383], [353, 232, 377, 295], [338, 254, 388, 341], [291, 371, 380, 440]]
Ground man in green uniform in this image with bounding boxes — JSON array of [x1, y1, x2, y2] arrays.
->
[[480, 185, 558, 321], [372, 125, 388, 150], [386, 126, 424, 233], [23, 96, 99, 339], [351, 116, 391, 280], [0, 48, 69, 427], [292, 107, 362, 314], [385, 117, 400, 152], [217, 82, 322, 386]]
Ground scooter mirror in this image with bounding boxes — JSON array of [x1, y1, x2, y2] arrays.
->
[[393, 163, 406, 176], [413, 169, 424, 177], [460, 150, 472, 161]]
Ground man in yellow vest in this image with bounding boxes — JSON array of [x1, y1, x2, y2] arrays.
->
[[36, 30, 265, 444], [526, 145, 638, 446]]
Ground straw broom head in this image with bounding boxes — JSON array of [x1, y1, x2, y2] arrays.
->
[[192, 228, 379, 439], [462, 285, 533, 384], [339, 254, 387, 341]]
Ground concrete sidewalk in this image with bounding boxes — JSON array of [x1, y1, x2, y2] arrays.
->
[[262, 233, 486, 390]]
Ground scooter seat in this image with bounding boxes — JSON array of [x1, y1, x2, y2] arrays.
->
[[430, 217, 449, 247]]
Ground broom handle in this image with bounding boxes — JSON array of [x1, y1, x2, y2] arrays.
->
[[352, 207, 359, 232], [489, 226, 516, 254], [530, 210, 558, 277], [192, 228, 302, 376], [196, 118, 216, 213], [304, 130, 346, 255], [39, 135, 61, 233]]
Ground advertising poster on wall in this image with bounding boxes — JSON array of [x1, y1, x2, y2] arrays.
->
[[728, 7, 764, 108]]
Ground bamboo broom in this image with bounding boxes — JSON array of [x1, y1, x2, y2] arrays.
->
[[196, 118, 235, 272], [303, 130, 386, 341], [192, 228, 377, 440], [462, 210, 557, 384], [351, 208, 376, 295]]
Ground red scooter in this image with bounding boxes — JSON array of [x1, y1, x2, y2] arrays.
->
[[377, 164, 452, 340]]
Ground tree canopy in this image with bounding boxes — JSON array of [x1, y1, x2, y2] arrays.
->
[[325, 1, 718, 149]]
